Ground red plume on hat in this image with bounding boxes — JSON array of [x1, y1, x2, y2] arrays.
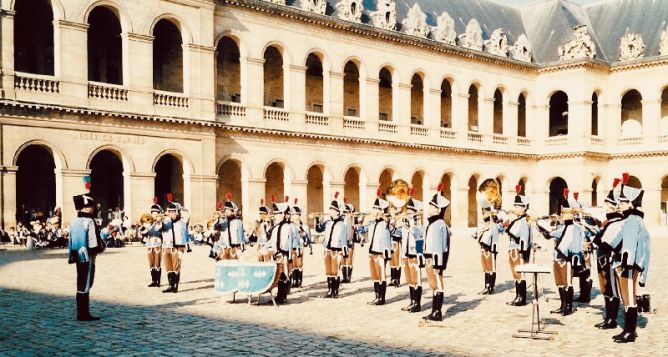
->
[[153, 196, 158, 204], [294, 198, 298, 205], [562, 188, 569, 199], [573, 192, 579, 201], [437, 182, 444, 192], [225, 192, 232, 201], [270, 194, 276, 203], [260, 198, 265, 205], [409, 187, 416, 197], [166, 193, 173, 202], [284, 195, 289, 203], [343, 197, 348, 204], [334, 191, 340, 199], [612, 178, 621, 188], [515, 185, 522, 194], [376, 188, 382, 197], [216, 201, 222, 210], [622, 173, 630, 185]]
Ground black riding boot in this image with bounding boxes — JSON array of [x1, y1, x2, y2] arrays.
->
[[551, 287, 566, 314], [348, 267, 353, 282], [424, 292, 443, 321], [172, 272, 180, 293], [489, 272, 496, 294], [368, 282, 380, 305], [614, 307, 638, 343], [402, 286, 415, 311], [507, 281, 520, 305], [332, 277, 340, 298], [324, 277, 333, 298], [410, 286, 422, 313], [513, 280, 527, 306], [375, 281, 387, 305], [162, 272, 175, 293], [562, 286, 574, 316], [578, 273, 592, 303], [395, 267, 402, 287], [156, 268, 162, 287], [76, 293, 100, 321], [148, 270, 156, 287], [479, 273, 490, 295], [597, 297, 619, 329]]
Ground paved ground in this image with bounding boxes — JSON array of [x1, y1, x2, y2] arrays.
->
[[0, 233, 664, 356]]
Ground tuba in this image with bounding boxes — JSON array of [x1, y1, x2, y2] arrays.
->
[[385, 179, 410, 212], [479, 179, 502, 211]]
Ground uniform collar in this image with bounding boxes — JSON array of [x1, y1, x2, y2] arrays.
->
[[623, 208, 644, 219], [77, 212, 93, 218], [427, 215, 441, 224]]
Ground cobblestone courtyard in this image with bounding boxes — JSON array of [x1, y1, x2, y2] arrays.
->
[[0, 234, 665, 356]]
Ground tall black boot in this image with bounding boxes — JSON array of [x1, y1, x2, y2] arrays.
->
[[562, 286, 574, 316], [172, 272, 180, 293], [595, 297, 612, 328], [77, 293, 100, 321], [489, 272, 496, 295], [348, 267, 353, 282], [479, 273, 490, 295], [513, 280, 527, 306], [332, 277, 340, 298], [162, 273, 175, 293], [578, 273, 592, 303], [296, 270, 303, 288], [395, 267, 402, 288], [324, 277, 333, 298], [276, 278, 289, 304], [507, 281, 520, 305], [410, 286, 422, 313], [597, 297, 619, 329], [615, 307, 638, 343], [368, 282, 379, 305], [148, 270, 156, 287], [342, 267, 349, 283], [156, 268, 162, 287], [291, 269, 298, 288], [551, 287, 566, 314], [402, 286, 415, 311], [389, 268, 396, 287], [424, 292, 443, 321], [374, 281, 387, 305]]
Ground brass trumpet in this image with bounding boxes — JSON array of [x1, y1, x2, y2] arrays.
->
[[307, 212, 324, 220]]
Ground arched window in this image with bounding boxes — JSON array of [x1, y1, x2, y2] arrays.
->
[[549, 91, 568, 136], [218, 160, 242, 210], [621, 90, 643, 137], [305, 53, 324, 112], [440, 79, 452, 128], [87, 7, 122, 84], [493, 89, 503, 134], [518, 93, 527, 137], [549, 177, 568, 214], [263, 46, 284, 108], [379, 67, 393, 121], [410, 74, 424, 125], [468, 85, 479, 131], [154, 154, 184, 208], [216, 37, 241, 102], [591, 92, 599, 136], [660, 87, 668, 135], [14, 0, 54, 75], [153, 20, 183, 92], [16, 145, 56, 224], [343, 61, 360, 117]]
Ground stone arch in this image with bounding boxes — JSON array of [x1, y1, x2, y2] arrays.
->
[[440, 77, 453, 128], [86, 144, 134, 172], [14, 143, 57, 223], [493, 87, 504, 134], [621, 89, 643, 137], [12, 139, 66, 169], [10, 0, 64, 20], [86, 5, 123, 84], [149, 13, 192, 44], [468, 83, 481, 131], [215, 35, 242, 102], [260, 40, 292, 66], [82, 0, 133, 33], [548, 176, 568, 215], [410, 71, 426, 125], [549, 90, 569, 137]]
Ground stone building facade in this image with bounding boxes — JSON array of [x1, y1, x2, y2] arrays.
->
[[1, 0, 668, 231]]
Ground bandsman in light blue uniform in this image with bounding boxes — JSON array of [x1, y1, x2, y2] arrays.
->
[[267, 196, 296, 304], [537, 189, 582, 316], [609, 173, 651, 343], [68, 194, 105, 321], [211, 193, 246, 261], [315, 192, 347, 298], [474, 191, 503, 295], [357, 189, 392, 306], [341, 201, 357, 283], [400, 195, 424, 313], [154, 198, 191, 294], [573, 192, 595, 303], [591, 178, 624, 330], [504, 185, 532, 306], [422, 183, 451, 322], [140, 198, 164, 287]]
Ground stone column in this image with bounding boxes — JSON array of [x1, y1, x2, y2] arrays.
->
[[1, 166, 17, 229], [605, 104, 622, 145], [450, 187, 469, 232], [569, 100, 591, 147], [245, 57, 265, 124], [127, 172, 154, 223], [397, 82, 411, 136], [644, 189, 662, 227], [453, 92, 469, 144], [365, 78, 380, 131], [187, 44, 216, 121], [328, 71, 344, 133], [481, 97, 494, 136], [126, 33, 154, 109], [55, 20, 89, 105], [291, 179, 308, 210], [365, 182, 380, 214], [428, 88, 442, 130], [58, 169, 92, 225], [643, 98, 662, 143], [531, 104, 549, 144], [506, 100, 518, 139], [189, 174, 217, 224], [0, 9, 16, 98], [247, 178, 267, 223], [289, 64, 306, 129]]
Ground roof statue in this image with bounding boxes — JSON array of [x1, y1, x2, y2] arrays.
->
[[432, 12, 456, 45], [485, 28, 508, 57], [558, 25, 596, 60], [335, 0, 363, 23], [402, 4, 430, 38], [301, 0, 326, 15], [509, 34, 532, 62], [619, 29, 645, 61], [370, 0, 397, 31], [458, 19, 483, 51]]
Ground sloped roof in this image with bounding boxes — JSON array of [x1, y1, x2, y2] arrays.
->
[[283, 0, 668, 64]]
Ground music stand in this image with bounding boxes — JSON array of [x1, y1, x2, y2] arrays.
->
[[512, 263, 557, 340]]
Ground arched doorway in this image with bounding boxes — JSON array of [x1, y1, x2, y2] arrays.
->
[[153, 19, 183, 92], [410, 171, 424, 201], [154, 154, 184, 207], [15, 145, 56, 225], [216, 36, 241, 102], [621, 90, 643, 137], [378, 67, 393, 121], [591, 92, 599, 136], [379, 168, 393, 195], [263, 46, 284, 107], [549, 177, 568, 214], [344, 167, 361, 210], [89, 150, 124, 214], [440, 79, 452, 128], [468, 85, 479, 131], [410, 73, 424, 125], [87, 6, 122, 84], [305, 53, 324, 112], [265, 162, 285, 203], [468, 175, 478, 227], [307, 165, 324, 224], [218, 159, 242, 210], [440, 173, 453, 225], [14, 0, 54, 75], [493, 88, 503, 134], [343, 61, 360, 117], [518, 93, 527, 137]]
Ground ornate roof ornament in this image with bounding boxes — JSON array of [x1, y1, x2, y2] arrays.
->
[[335, 0, 363, 23], [402, 4, 429, 38], [484, 28, 508, 57], [370, 0, 397, 31], [509, 34, 532, 62], [458, 19, 483, 51], [619, 29, 645, 61], [661, 26, 668, 56], [264, 0, 286, 5], [558, 25, 596, 60], [301, 0, 326, 15], [432, 12, 456, 45]]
